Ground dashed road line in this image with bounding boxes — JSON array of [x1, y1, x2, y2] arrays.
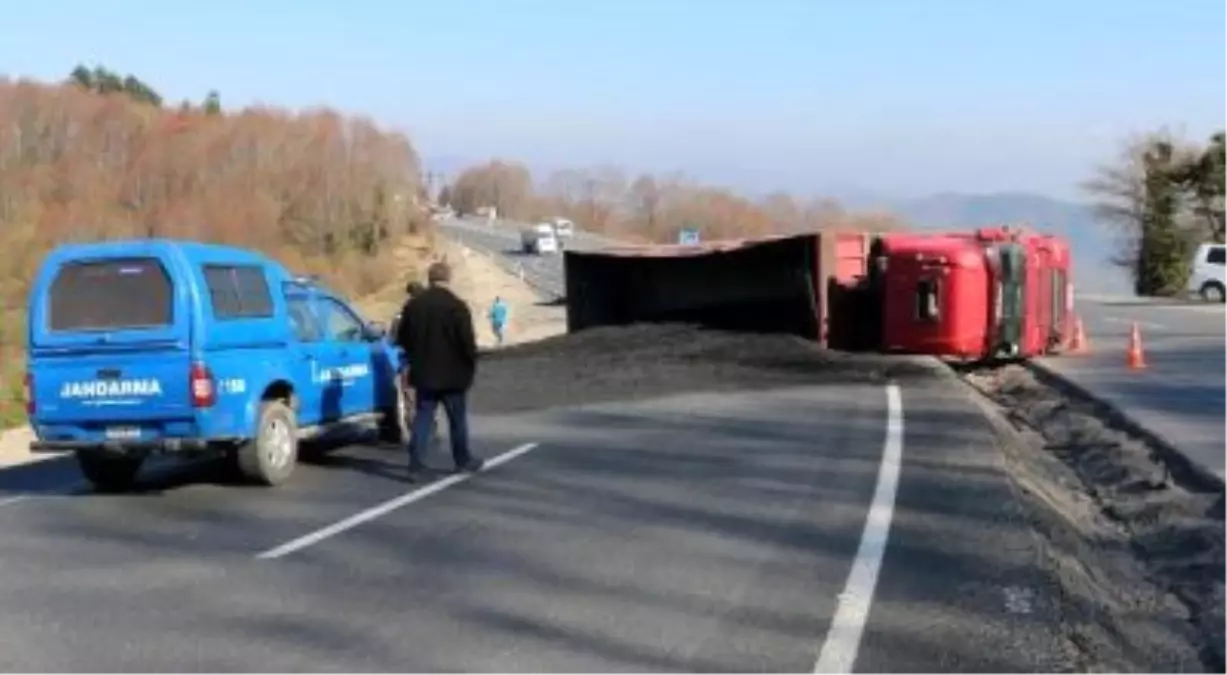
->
[[0, 494, 32, 507], [255, 442, 542, 560], [813, 383, 904, 674]]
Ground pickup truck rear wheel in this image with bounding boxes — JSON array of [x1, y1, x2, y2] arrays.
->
[[237, 401, 298, 486], [77, 453, 143, 493]]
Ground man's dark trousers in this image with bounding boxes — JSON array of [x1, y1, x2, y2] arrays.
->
[[408, 388, 473, 469]]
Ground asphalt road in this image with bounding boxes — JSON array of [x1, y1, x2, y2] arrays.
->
[[1040, 294, 1226, 478], [0, 376, 1071, 671], [438, 217, 616, 298]]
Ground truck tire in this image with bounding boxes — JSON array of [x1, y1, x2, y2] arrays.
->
[[1200, 281, 1225, 303], [77, 453, 143, 493], [378, 380, 408, 444], [236, 400, 299, 486]]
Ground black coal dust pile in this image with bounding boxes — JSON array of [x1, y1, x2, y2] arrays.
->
[[468, 323, 935, 415]]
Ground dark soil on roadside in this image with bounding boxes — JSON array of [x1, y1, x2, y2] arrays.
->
[[963, 364, 1225, 673], [467, 323, 939, 415]]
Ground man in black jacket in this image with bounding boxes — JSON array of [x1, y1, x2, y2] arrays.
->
[[392, 279, 434, 434], [394, 261, 484, 479]]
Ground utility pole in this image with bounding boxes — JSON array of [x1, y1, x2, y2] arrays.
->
[[423, 171, 436, 203]]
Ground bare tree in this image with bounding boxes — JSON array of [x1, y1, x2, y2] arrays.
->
[[1081, 131, 1192, 271]]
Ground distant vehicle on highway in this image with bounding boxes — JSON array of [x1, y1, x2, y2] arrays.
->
[[23, 239, 407, 492], [1186, 242, 1225, 302], [551, 218, 575, 238], [521, 223, 560, 254]]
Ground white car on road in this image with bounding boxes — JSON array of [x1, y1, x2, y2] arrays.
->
[[1187, 242, 1225, 302], [552, 218, 575, 238]]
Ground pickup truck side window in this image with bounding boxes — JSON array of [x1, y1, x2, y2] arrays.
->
[[203, 264, 274, 319], [318, 298, 367, 343], [49, 257, 173, 331], [1207, 246, 1225, 266], [286, 296, 322, 342]]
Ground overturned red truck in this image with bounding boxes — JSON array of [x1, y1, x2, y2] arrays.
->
[[562, 225, 1074, 363], [875, 226, 1073, 360]]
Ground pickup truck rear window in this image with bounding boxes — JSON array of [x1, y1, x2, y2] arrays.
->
[[48, 257, 173, 331]]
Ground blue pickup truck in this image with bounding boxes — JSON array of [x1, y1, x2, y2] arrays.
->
[[24, 239, 408, 491]]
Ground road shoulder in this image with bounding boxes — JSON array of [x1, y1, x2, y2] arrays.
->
[[963, 365, 1222, 672], [1031, 353, 1226, 482], [855, 372, 1072, 672]]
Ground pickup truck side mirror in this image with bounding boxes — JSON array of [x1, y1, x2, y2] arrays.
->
[[365, 321, 388, 340]]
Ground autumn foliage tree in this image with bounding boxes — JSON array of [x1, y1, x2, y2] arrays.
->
[[0, 74, 430, 414], [447, 159, 535, 219]]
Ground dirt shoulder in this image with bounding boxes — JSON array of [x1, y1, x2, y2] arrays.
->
[[0, 426, 40, 469], [358, 236, 566, 349]]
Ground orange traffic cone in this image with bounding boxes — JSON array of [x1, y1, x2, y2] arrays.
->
[[1069, 315, 1089, 354], [1126, 322, 1147, 370]]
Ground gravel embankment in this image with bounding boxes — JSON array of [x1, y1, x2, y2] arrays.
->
[[468, 323, 938, 415], [964, 365, 1225, 673]]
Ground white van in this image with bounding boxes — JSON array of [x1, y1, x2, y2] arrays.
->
[[1186, 243, 1225, 302]]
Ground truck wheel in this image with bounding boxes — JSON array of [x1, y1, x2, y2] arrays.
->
[[1200, 281, 1225, 303], [237, 400, 299, 486], [378, 381, 408, 445], [77, 453, 143, 493]]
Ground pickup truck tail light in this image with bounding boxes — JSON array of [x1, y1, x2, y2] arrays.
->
[[22, 372, 33, 415], [190, 362, 216, 408]]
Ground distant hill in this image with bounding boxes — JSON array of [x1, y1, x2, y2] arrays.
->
[[881, 192, 1128, 294]]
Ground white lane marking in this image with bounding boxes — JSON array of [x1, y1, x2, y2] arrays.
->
[[256, 442, 541, 560], [814, 383, 904, 674], [0, 481, 87, 508], [1101, 316, 1169, 332]]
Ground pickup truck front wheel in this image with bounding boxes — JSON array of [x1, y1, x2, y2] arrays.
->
[[237, 401, 299, 486], [77, 453, 143, 493]]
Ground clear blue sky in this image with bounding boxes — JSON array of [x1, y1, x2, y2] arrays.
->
[[2, 0, 1223, 200]]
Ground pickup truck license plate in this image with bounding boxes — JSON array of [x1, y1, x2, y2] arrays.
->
[[104, 426, 141, 441]]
